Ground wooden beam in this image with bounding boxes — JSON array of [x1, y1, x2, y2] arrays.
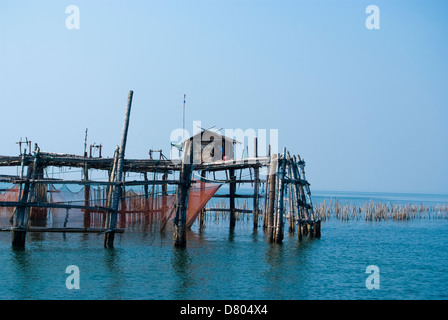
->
[[212, 194, 265, 199], [5, 178, 187, 186], [203, 208, 253, 214], [1, 227, 125, 234], [0, 201, 112, 212]]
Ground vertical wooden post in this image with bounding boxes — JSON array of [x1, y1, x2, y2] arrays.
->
[[253, 137, 259, 230], [267, 153, 278, 243], [291, 155, 305, 239], [158, 172, 168, 230], [297, 155, 315, 222], [12, 162, 34, 247], [274, 148, 287, 244], [229, 168, 236, 229], [104, 147, 119, 226], [12, 146, 40, 247], [314, 219, 321, 238], [262, 169, 269, 231], [293, 156, 309, 219], [286, 156, 296, 234], [173, 139, 193, 248], [263, 145, 271, 230], [83, 162, 91, 228], [120, 181, 127, 227], [143, 172, 149, 199], [161, 173, 168, 196], [29, 164, 47, 226], [104, 90, 133, 248], [200, 170, 206, 230]]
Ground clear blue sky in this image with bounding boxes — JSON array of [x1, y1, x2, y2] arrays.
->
[[0, 0, 447, 194]]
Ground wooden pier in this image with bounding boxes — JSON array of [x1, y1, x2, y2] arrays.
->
[[0, 90, 320, 248]]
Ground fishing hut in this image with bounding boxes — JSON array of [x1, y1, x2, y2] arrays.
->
[[0, 90, 320, 249]]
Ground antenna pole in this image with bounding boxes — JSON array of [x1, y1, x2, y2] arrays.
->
[[84, 128, 88, 157], [182, 93, 186, 144]]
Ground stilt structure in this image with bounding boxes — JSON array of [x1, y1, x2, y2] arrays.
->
[[0, 90, 320, 249]]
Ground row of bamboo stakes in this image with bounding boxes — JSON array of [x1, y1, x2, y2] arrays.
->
[[315, 199, 448, 221]]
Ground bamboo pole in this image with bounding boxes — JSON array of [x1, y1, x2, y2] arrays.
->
[[200, 170, 206, 230], [253, 137, 259, 230], [229, 168, 236, 229], [266, 153, 278, 243], [104, 90, 133, 248], [263, 145, 271, 230]]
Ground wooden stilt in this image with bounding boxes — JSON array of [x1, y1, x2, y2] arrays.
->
[[120, 184, 127, 227], [173, 139, 193, 248], [309, 221, 314, 238], [12, 171, 32, 246], [83, 163, 91, 228], [143, 172, 149, 199], [286, 156, 295, 234], [104, 90, 133, 248], [297, 155, 315, 221], [29, 164, 48, 226], [314, 219, 321, 238], [253, 137, 259, 230], [229, 168, 236, 229], [12, 154, 37, 247], [274, 148, 287, 244], [263, 146, 271, 230], [267, 153, 277, 243], [200, 170, 206, 230], [161, 172, 168, 219]]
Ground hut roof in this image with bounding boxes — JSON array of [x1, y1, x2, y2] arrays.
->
[[182, 128, 240, 145]]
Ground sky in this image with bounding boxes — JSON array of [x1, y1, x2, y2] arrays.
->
[[0, 0, 447, 194]]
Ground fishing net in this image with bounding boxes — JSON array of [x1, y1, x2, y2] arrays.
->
[[0, 185, 21, 226], [0, 179, 221, 231]]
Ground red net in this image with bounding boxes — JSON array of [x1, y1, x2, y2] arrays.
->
[[0, 179, 220, 230]]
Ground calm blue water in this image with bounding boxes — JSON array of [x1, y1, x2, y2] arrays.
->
[[1, 191, 447, 300]]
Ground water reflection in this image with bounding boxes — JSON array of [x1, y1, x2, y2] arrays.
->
[[102, 248, 125, 299], [228, 228, 235, 242], [10, 247, 31, 299], [171, 247, 194, 298]]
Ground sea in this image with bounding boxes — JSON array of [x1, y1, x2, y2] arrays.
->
[[0, 190, 447, 301]]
